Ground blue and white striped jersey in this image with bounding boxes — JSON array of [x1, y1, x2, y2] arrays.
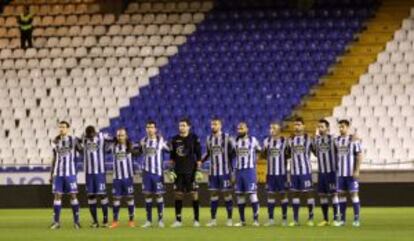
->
[[205, 132, 233, 176], [263, 136, 287, 176], [110, 143, 135, 180], [139, 136, 169, 176], [312, 134, 336, 174], [334, 135, 362, 177], [82, 132, 111, 175], [52, 135, 79, 177], [287, 134, 312, 175], [233, 135, 261, 170]]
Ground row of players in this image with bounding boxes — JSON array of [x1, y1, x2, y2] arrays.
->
[[49, 117, 362, 229]]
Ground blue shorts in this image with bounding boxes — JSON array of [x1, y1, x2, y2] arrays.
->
[[52, 176, 78, 194], [290, 174, 313, 192], [337, 176, 359, 193], [235, 169, 257, 194], [208, 174, 232, 191], [266, 175, 288, 194], [142, 172, 165, 194], [112, 178, 134, 197], [317, 172, 337, 195], [86, 174, 107, 195]]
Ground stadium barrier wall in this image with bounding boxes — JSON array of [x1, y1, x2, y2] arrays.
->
[[0, 182, 413, 208]]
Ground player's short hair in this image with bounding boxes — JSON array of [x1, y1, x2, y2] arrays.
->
[[293, 116, 304, 124], [179, 117, 191, 126], [59, 120, 70, 128], [211, 116, 221, 123], [318, 119, 330, 128], [85, 125, 96, 137], [146, 120, 157, 127], [238, 121, 248, 128], [270, 121, 280, 126], [338, 119, 350, 126]]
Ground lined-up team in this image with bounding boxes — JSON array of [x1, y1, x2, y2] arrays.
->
[[49, 116, 362, 229]]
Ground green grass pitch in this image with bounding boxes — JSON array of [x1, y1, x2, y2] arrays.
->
[[0, 207, 413, 241]]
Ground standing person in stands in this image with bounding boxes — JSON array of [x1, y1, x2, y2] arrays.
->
[[18, 6, 33, 49]]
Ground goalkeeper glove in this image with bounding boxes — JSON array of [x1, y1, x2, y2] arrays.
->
[[166, 170, 177, 181], [195, 170, 203, 182]]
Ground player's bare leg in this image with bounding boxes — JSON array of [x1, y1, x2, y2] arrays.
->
[[70, 193, 81, 229], [142, 194, 153, 228], [110, 197, 121, 229], [171, 192, 184, 228], [289, 192, 300, 227], [234, 194, 247, 227], [126, 196, 136, 227], [50, 194, 62, 229], [192, 191, 200, 227], [206, 191, 219, 227], [265, 193, 276, 226], [155, 194, 165, 228], [351, 192, 361, 227]]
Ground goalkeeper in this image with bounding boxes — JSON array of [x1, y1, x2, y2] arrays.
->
[[167, 118, 203, 228]]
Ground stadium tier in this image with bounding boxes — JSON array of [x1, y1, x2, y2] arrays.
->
[[0, 0, 413, 171], [332, 7, 414, 168], [104, 0, 374, 139], [0, 0, 212, 166]]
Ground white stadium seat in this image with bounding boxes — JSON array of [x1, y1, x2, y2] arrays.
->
[[0, 0, 205, 166]]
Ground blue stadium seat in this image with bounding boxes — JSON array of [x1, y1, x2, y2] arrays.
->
[[103, 0, 374, 140]]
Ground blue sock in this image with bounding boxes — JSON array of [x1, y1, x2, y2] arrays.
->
[[113, 200, 120, 222], [320, 198, 329, 221], [267, 199, 276, 220], [156, 197, 164, 221], [332, 196, 339, 221], [225, 197, 233, 219], [281, 198, 288, 220], [292, 198, 300, 222], [340, 197, 347, 222], [53, 200, 61, 223], [210, 197, 219, 220], [307, 198, 315, 221], [88, 198, 98, 223], [352, 197, 360, 222], [145, 198, 153, 222], [71, 199, 80, 224], [101, 198, 109, 224], [127, 200, 135, 221], [237, 197, 246, 223]]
